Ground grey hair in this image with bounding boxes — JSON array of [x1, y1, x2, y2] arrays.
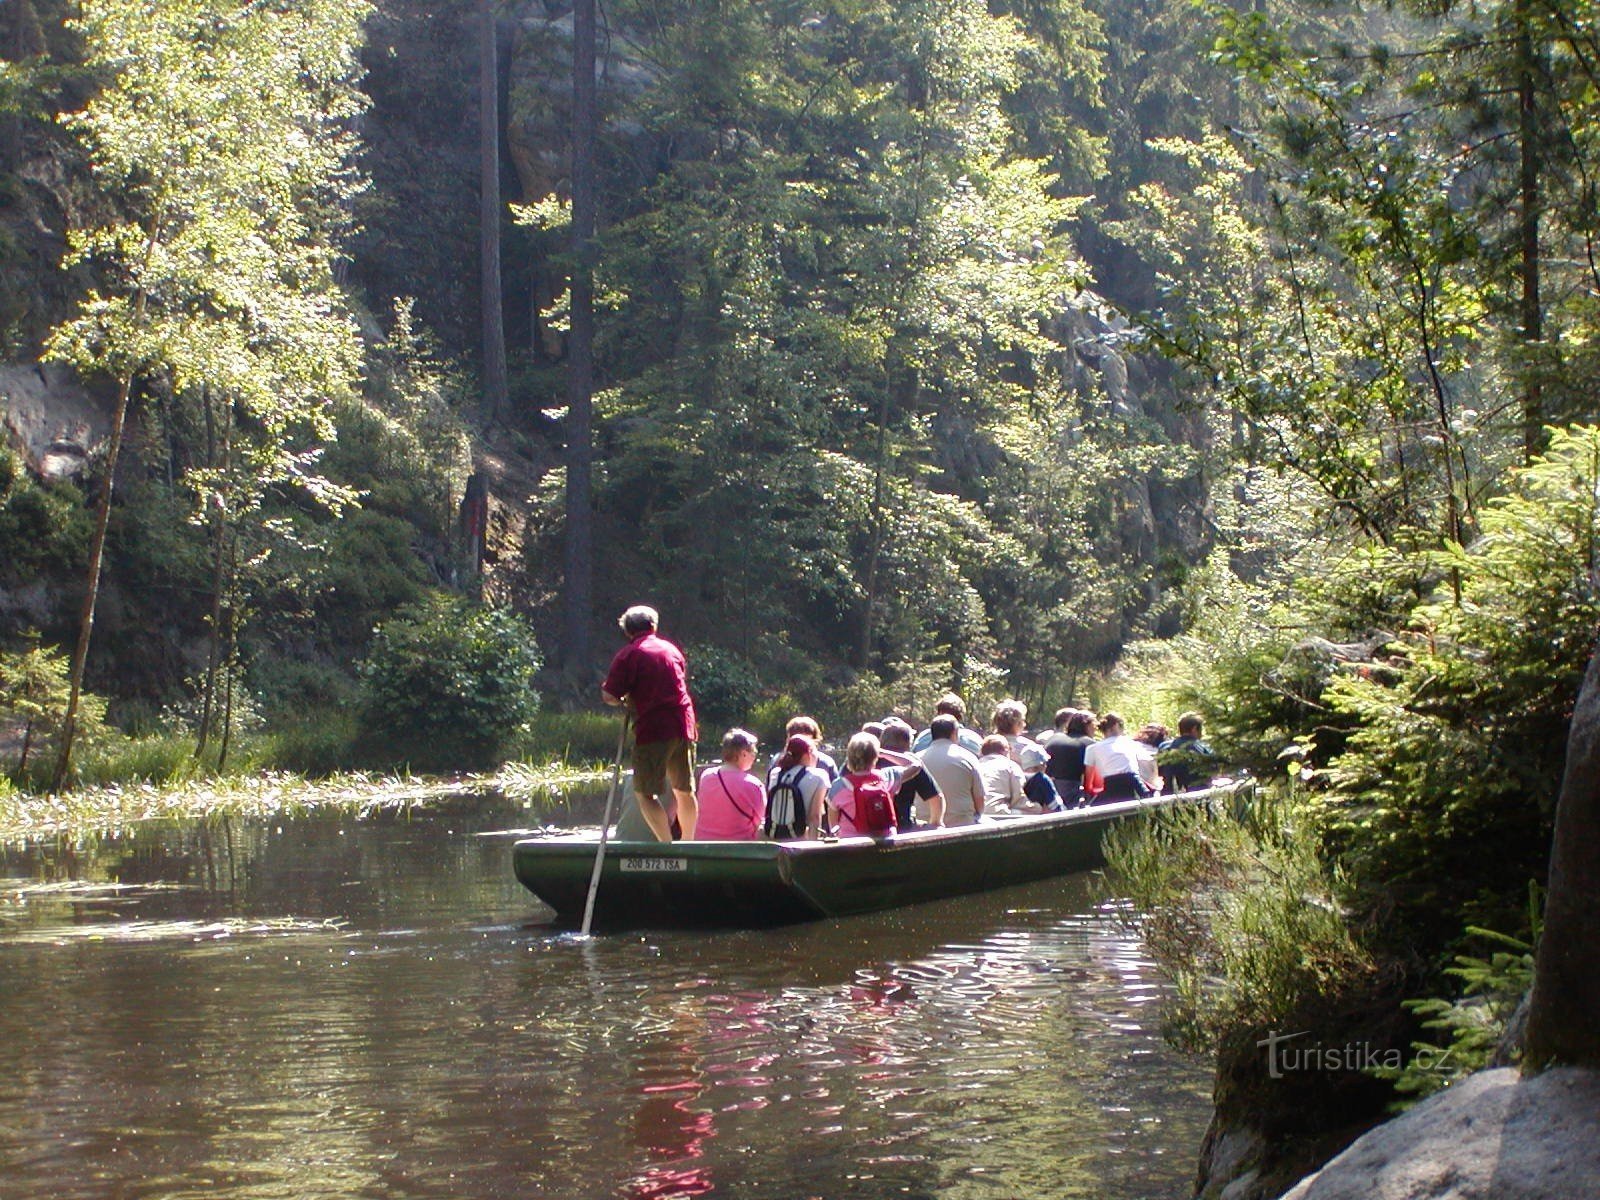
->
[[619, 605, 659, 635]]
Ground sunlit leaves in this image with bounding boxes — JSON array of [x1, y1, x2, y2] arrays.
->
[[48, 0, 370, 523]]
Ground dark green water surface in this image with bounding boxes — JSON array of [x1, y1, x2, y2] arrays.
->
[[0, 789, 1210, 1199]]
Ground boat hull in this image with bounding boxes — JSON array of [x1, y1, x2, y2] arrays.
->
[[513, 785, 1244, 930]]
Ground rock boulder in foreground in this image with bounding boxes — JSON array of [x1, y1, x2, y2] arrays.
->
[[1279, 1067, 1600, 1200]]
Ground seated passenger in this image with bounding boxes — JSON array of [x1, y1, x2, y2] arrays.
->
[[976, 734, 1026, 814], [1020, 745, 1065, 812], [1159, 712, 1219, 792], [767, 715, 839, 781], [911, 692, 985, 755], [827, 732, 921, 838], [694, 728, 766, 840], [1043, 708, 1096, 807], [1134, 723, 1168, 795], [765, 733, 831, 840], [918, 715, 986, 827], [990, 698, 1044, 766], [879, 718, 944, 831], [1084, 712, 1154, 803]]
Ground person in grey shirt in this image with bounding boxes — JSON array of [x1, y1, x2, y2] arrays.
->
[[917, 715, 987, 826]]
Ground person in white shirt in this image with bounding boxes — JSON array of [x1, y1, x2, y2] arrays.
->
[[917, 715, 987, 826], [1133, 723, 1168, 796], [1084, 712, 1154, 803]]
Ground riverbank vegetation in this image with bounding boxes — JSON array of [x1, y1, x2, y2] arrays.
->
[[6, 0, 1600, 1193]]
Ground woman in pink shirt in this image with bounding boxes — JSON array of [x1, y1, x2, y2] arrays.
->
[[694, 728, 766, 840]]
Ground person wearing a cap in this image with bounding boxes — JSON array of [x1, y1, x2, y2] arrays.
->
[[766, 733, 831, 839], [1019, 743, 1065, 812]]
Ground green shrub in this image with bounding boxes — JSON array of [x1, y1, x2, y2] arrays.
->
[[1311, 429, 1600, 950], [310, 509, 433, 652], [747, 693, 800, 745], [1102, 787, 1373, 1051], [1, 638, 110, 784], [248, 655, 359, 718], [0, 449, 91, 583], [1372, 916, 1536, 1108], [686, 644, 762, 730], [358, 594, 542, 771]]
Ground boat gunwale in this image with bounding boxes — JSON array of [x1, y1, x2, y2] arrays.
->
[[510, 787, 1236, 861]]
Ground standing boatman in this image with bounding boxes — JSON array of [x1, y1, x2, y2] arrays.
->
[[601, 605, 699, 841]]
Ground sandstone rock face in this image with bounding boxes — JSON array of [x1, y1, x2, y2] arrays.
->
[[1278, 1067, 1600, 1200], [0, 363, 105, 477]]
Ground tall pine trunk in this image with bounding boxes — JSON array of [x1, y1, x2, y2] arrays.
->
[[479, 0, 508, 425], [562, 0, 596, 674], [1517, 8, 1544, 463]]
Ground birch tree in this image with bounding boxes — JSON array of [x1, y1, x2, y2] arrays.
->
[[46, 0, 369, 783]]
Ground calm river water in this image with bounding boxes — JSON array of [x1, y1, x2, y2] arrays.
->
[[0, 788, 1211, 1200]]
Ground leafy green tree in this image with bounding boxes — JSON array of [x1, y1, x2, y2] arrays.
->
[[358, 595, 542, 771], [0, 635, 103, 779], [1307, 427, 1600, 948], [555, 0, 1090, 687], [44, 0, 370, 781]]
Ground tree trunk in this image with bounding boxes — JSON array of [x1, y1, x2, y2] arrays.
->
[[562, 0, 596, 674], [1523, 639, 1600, 1071], [52, 369, 135, 789], [195, 386, 227, 762], [1517, 8, 1544, 463], [479, 0, 508, 425], [857, 387, 890, 670]]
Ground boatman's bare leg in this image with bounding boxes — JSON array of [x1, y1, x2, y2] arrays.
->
[[634, 787, 675, 842], [665, 738, 697, 840]]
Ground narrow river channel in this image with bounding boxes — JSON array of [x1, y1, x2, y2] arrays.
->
[[0, 788, 1211, 1199]]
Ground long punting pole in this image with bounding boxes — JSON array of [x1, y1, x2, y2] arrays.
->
[[581, 713, 631, 936]]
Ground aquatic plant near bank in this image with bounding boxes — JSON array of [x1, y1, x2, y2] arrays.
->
[[0, 761, 606, 844]]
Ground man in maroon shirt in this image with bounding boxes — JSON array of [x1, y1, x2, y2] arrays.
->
[[601, 605, 699, 840]]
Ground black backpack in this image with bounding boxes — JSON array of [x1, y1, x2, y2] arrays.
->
[[765, 766, 812, 840]]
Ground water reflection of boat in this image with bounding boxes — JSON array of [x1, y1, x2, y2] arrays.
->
[[512, 783, 1248, 931]]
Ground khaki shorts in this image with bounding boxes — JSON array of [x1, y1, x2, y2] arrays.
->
[[633, 738, 694, 798]]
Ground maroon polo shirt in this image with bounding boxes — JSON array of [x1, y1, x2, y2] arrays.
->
[[602, 632, 698, 745]]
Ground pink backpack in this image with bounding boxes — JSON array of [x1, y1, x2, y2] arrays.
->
[[842, 770, 896, 836]]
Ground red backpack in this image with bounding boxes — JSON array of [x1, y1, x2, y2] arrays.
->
[[842, 770, 896, 836]]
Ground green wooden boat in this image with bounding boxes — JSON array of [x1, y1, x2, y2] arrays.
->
[[513, 781, 1249, 930]]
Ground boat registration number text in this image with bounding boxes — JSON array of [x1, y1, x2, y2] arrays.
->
[[621, 857, 688, 873]]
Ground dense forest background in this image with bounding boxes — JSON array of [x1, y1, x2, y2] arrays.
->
[[0, 0, 1276, 737], [7, 0, 1600, 1192]]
